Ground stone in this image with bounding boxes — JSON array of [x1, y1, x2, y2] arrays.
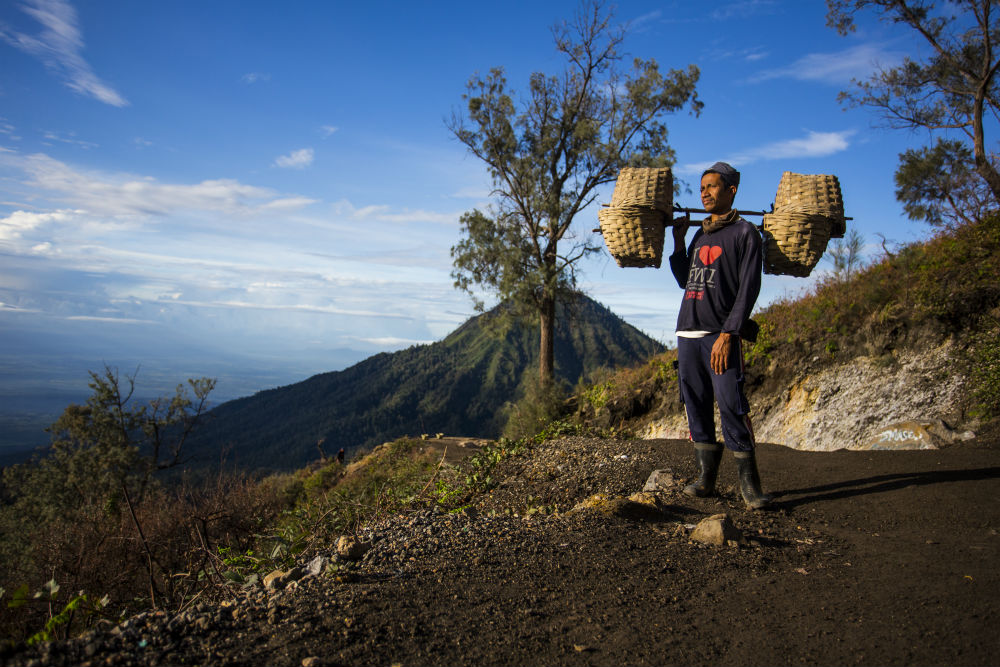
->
[[302, 657, 322, 667], [643, 469, 676, 492], [690, 513, 743, 546], [263, 569, 288, 590], [628, 491, 660, 506], [863, 420, 942, 451], [337, 535, 371, 560], [571, 493, 610, 512], [275, 566, 305, 589], [304, 555, 329, 577]]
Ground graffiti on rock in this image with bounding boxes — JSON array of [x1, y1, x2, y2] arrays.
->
[[877, 429, 924, 444]]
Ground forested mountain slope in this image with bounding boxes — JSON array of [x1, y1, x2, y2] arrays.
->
[[187, 294, 663, 472]]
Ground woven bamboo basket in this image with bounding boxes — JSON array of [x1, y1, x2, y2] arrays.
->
[[774, 171, 846, 238], [598, 205, 666, 268], [610, 167, 673, 213], [762, 210, 832, 278]]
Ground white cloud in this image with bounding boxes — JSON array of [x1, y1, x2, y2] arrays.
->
[[66, 315, 157, 324], [9, 152, 316, 216], [678, 130, 856, 173], [168, 299, 417, 320], [0, 118, 19, 140], [628, 10, 662, 33], [274, 148, 314, 169], [447, 186, 490, 199], [259, 196, 319, 211], [708, 45, 770, 63], [749, 44, 903, 85], [742, 130, 855, 160], [711, 0, 777, 20], [241, 72, 270, 84], [320, 125, 339, 138], [42, 130, 98, 149], [332, 198, 460, 225], [0, 302, 41, 313], [0, 0, 128, 106], [0, 208, 80, 241], [348, 335, 434, 347]]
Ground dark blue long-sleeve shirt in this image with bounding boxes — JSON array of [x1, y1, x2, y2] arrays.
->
[[669, 217, 762, 335]]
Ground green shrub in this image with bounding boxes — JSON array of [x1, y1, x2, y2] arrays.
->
[[500, 379, 569, 441], [966, 319, 1000, 419], [301, 460, 344, 498]]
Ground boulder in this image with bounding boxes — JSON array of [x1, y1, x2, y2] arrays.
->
[[643, 469, 676, 492], [863, 420, 940, 450], [304, 555, 329, 577], [690, 513, 742, 546], [572, 493, 611, 512], [336, 535, 371, 560], [860, 419, 975, 450], [628, 491, 660, 506], [263, 569, 288, 590], [572, 493, 668, 521]]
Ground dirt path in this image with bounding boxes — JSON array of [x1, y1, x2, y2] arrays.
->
[[8, 438, 999, 666]]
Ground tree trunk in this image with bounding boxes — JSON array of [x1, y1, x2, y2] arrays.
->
[[538, 294, 555, 386], [973, 77, 1000, 203]]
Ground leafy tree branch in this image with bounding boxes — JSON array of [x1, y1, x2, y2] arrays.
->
[[448, 0, 701, 383]]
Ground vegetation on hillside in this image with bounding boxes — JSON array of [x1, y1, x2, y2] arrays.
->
[[751, 212, 1000, 394], [0, 370, 276, 647], [184, 294, 662, 473], [0, 392, 595, 650], [567, 213, 1000, 431]]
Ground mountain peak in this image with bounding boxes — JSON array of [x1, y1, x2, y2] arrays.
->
[[187, 294, 663, 473]]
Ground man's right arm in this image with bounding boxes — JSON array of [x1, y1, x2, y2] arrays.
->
[[668, 215, 692, 288]]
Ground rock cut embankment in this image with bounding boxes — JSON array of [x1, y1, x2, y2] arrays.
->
[[642, 339, 976, 451]]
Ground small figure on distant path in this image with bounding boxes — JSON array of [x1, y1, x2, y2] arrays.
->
[[337, 447, 345, 465], [669, 161, 771, 509]]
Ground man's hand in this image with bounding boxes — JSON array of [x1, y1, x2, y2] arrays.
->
[[672, 213, 690, 250], [711, 332, 733, 375]]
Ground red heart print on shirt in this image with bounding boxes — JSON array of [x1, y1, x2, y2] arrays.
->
[[698, 245, 722, 265]]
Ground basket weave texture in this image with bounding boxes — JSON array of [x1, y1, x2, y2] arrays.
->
[[774, 171, 846, 238], [762, 210, 832, 277], [600, 167, 673, 268], [762, 171, 846, 277], [598, 205, 665, 268], [610, 167, 673, 213]]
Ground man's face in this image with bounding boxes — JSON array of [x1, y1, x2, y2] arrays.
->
[[700, 172, 737, 215]]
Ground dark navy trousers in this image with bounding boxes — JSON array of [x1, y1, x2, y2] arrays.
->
[[677, 333, 755, 452]]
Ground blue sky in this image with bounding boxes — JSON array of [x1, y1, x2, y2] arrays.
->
[[0, 0, 964, 400]]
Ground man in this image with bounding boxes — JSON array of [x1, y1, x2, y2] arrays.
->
[[669, 161, 770, 509]]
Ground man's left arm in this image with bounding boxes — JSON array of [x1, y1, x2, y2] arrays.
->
[[721, 224, 762, 336], [711, 225, 762, 374]]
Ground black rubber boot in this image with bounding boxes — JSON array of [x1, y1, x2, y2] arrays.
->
[[733, 450, 772, 510], [683, 442, 724, 498]]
